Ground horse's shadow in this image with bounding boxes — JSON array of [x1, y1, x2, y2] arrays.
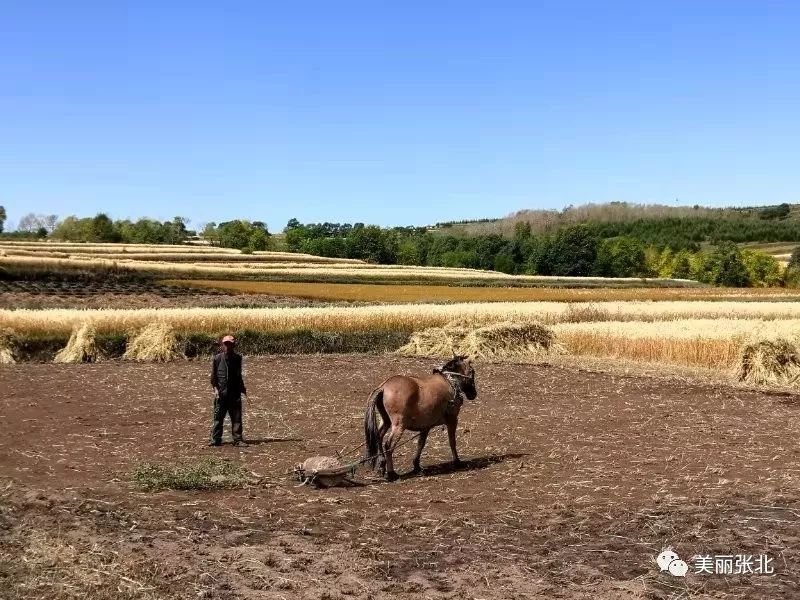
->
[[400, 452, 528, 480], [346, 452, 529, 486]]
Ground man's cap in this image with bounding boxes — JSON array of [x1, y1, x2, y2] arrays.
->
[[221, 335, 236, 344]]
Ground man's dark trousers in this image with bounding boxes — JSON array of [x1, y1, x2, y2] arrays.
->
[[210, 393, 243, 444]]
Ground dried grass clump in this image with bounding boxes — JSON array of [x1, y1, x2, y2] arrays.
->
[[463, 321, 561, 359], [54, 322, 101, 363], [398, 320, 560, 360], [0, 328, 16, 364], [735, 338, 800, 387], [398, 323, 471, 357], [123, 321, 181, 362]]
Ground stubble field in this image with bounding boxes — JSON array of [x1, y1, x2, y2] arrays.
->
[[2, 355, 799, 600]]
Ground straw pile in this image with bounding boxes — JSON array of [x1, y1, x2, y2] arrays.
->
[[54, 323, 101, 363], [735, 337, 800, 387], [0, 328, 16, 364], [398, 320, 560, 360], [123, 321, 181, 362]]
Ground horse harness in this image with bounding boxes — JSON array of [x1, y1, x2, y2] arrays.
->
[[434, 368, 473, 416]]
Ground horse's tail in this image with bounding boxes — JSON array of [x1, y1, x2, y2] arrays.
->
[[364, 386, 387, 469]]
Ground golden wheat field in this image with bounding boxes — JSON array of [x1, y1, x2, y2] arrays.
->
[[3, 304, 800, 380], [4, 300, 800, 336]]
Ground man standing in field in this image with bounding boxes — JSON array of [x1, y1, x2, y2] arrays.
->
[[209, 335, 248, 447]]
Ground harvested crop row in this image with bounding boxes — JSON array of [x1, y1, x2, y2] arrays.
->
[[553, 318, 800, 369], [3, 302, 800, 338]]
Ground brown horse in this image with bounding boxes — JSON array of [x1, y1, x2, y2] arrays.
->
[[364, 355, 477, 481]]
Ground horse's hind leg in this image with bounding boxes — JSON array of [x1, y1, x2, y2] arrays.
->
[[384, 424, 405, 482], [376, 421, 390, 476], [411, 429, 429, 475]]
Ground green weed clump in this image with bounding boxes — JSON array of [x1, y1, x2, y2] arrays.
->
[[133, 458, 247, 491]]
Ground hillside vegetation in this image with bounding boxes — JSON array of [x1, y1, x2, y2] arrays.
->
[[2, 202, 799, 286]]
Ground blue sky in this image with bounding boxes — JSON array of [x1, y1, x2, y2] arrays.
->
[[1, 1, 799, 231]]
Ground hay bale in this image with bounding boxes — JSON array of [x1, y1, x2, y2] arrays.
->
[[124, 321, 181, 362], [463, 321, 560, 360], [398, 320, 560, 360], [735, 338, 800, 387], [54, 323, 101, 363], [0, 328, 16, 364], [396, 324, 470, 357]]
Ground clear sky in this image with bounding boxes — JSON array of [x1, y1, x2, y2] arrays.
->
[[1, 1, 799, 231]]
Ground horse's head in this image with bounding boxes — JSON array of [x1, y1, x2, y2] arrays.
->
[[442, 354, 478, 400]]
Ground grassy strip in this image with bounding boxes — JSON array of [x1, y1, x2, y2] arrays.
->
[[133, 458, 247, 491]]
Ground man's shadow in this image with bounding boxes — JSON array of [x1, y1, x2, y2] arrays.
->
[[241, 437, 304, 445]]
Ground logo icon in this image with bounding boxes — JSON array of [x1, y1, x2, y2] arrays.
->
[[657, 549, 687, 577]]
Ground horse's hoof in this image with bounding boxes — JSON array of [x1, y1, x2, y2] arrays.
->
[[452, 459, 464, 470], [411, 465, 424, 476], [386, 471, 399, 482]]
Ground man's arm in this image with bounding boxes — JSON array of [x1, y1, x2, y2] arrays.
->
[[210, 354, 219, 390], [239, 355, 247, 396]]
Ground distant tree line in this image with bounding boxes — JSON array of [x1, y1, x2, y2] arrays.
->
[[1, 205, 798, 286], [0, 211, 273, 253], [281, 218, 797, 287], [439, 201, 799, 237], [583, 215, 800, 251], [50, 214, 192, 245]]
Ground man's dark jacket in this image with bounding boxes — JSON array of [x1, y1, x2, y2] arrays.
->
[[211, 351, 247, 398]]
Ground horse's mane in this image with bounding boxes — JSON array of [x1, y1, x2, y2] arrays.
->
[[435, 355, 466, 374]]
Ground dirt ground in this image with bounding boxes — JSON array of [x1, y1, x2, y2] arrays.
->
[[1, 356, 800, 599]]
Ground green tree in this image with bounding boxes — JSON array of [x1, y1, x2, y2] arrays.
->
[[52, 216, 84, 241], [89, 213, 119, 242], [284, 219, 307, 252], [165, 216, 188, 244], [395, 239, 422, 265], [217, 220, 251, 250], [201, 222, 219, 246], [217, 220, 271, 252], [594, 237, 648, 277], [0, 205, 5, 233], [671, 250, 693, 279], [541, 225, 600, 276], [709, 242, 750, 287], [493, 253, 516, 274], [742, 250, 783, 287], [346, 225, 396, 263]]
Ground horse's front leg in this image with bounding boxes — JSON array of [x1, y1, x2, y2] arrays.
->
[[411, 429, 429, 475], [446, 420, 463, 468]]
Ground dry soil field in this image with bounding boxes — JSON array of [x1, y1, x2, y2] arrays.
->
[[2, 355, 799, 600]]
